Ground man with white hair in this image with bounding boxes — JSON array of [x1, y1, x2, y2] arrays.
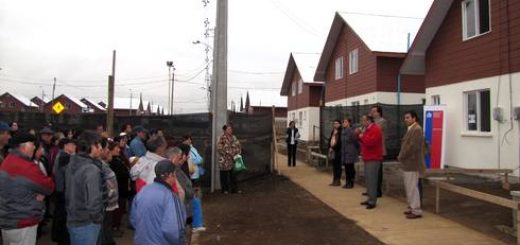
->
[[0, 132, 55, 244]]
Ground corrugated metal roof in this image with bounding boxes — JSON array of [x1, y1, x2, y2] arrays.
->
[[338, 12, 424, 53]]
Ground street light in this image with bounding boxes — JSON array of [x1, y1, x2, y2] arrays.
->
[[166, 61, 175, 115]]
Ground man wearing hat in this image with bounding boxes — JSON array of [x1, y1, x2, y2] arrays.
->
[[39, 127, 58, 176], [0, 132, 55, 244], [129, 126, 148, 158], [131, 160, 186, 245], [0, 121, 12, 164]]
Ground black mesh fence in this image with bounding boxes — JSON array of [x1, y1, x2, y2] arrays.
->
[[320, 104, 424, 160], [0, 111, 273, 187]]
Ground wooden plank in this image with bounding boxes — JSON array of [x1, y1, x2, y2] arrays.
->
[[436, 181, 518, 209], [311, 152, 327, 159]]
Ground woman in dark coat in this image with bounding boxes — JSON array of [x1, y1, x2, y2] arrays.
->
[[328, 120, 342, 186], [341, 118, 359, 188]]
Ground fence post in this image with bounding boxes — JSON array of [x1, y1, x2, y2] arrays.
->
[[435, 183, 440, 214], [272, 106, 279, 174]]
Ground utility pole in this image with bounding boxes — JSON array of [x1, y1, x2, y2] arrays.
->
[[107, 50, 116, 138], [171, 66, 175, 116], [51, 77, 56, 114], [210, 0, 228, 192]]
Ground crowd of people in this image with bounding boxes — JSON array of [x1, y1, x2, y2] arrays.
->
[[0, 120, 246, 245], [287, 105, 426, 218]]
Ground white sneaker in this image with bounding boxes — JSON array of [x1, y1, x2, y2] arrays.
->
[[192, 227, 207, 232]]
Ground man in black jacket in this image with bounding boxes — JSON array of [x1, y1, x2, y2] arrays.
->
[[52, 138, 76, 245], [65, 130, 106, 245], [286, 121, 300, 167]]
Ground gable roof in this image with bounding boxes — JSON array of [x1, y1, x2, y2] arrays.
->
[[280, 52, 323, 96], [314, 11, 427, 81], [1, 92, 38, 107], [64, 95, 89, 108], [81, 98, 106, 111], [400, 0, 455, 75]]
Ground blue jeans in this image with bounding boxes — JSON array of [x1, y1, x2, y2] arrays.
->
[[68, 223, 101, 245], [192, 197, 204, 228]]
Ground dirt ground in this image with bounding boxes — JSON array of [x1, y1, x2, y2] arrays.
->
[[372, 164, 518, 245], [198, 174, 383, 245]]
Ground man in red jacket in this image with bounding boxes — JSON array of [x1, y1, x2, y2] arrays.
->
[[0, 133, 55, 244], [358, 114, 383, 209]]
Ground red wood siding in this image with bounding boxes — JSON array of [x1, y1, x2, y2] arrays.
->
[[287, 69, 322, 111], [43, 95, 83, 114], [324, 25, 378, 103], [0, 94, 36, 112], [425, 0, 520, 87], [377, 57, 425, 93]]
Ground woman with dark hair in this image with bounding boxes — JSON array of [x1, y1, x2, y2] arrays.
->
[[217, 124, 242, 194], [328, 120, 342, 186], [109, 139, 130, 237], [341, 118, 359, 189], [285, 121, 300, 167]]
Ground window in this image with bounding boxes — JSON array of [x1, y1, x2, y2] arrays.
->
[[298, 79, 303, 94], [65, 103, 71, 109], [291, 81, 296, 96], [432, 95, 441, 105], [9, 102, 15, 108], [351, 101, 360, 106], [303, 111, 307, 122], [335, 57, 344, 80], [464, 89, 490, 132], [298, 111, 303, 128], [462, 0, 490, 40], [291, 112, 296, 121], [349, 49, 359, 74], [364, 99, 369, 105]]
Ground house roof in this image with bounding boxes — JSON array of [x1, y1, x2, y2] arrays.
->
[[400, 0, 455, 75], [314, 11, 427, 81], [81, 98, 106, 111], [2, 93, 38, 107], [66, 95, 89, 108], [280, 53, 324, 96]]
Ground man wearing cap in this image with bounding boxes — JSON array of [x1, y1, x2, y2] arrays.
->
[[129, 126, 148, 158], [39, 127, 59, 176], [131, 160, 186, 245], [0, 121, 12, 164], [0, 133, 55, 244]]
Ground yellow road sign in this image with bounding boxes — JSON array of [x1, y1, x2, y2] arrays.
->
[[53, 102, 65, 114]]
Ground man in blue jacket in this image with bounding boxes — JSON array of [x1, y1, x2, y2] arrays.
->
[[131, 159, 186, 245]]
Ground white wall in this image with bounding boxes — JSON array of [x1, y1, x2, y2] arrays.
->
[[287, 107, 320, 142], [324, 92, 424, 106], [425, 72, 520, 174]]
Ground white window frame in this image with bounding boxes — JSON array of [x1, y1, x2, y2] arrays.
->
[[291, 81, 296, 97], [298, 111, 303, 128], [463, 89, 490, 133], [432, 95, 441, 105], [349, 49, 359, 74], [297, 78, 303, 94], [462, 0, 491, 41], [335, 56, 344, 80]]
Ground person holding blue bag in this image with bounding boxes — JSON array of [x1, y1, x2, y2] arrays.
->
[[182, 135, 206, 232]]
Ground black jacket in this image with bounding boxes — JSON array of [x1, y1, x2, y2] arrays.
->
[[110, 156, 131, 199], [285, 128, 300, 145]]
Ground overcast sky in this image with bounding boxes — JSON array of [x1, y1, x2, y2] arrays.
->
[[0, 0, 433, 114]]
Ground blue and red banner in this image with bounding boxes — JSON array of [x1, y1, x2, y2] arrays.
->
[[424, 106, 446, 169]]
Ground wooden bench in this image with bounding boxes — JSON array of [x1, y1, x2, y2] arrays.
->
[[434, 181, 520, 244]]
